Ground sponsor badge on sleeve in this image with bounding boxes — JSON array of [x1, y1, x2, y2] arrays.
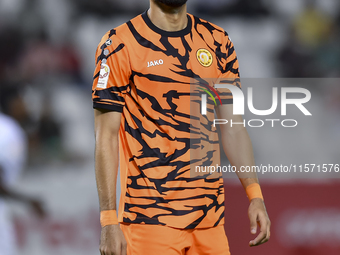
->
[[97, 63, 110, 89]]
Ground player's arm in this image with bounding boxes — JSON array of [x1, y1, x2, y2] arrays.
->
[[0, 167, 45, 218], [94, 109, 127, 255], [215, 104, 271, 247]]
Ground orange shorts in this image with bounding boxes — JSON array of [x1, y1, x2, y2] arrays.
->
[[120, 223, 230, 255]]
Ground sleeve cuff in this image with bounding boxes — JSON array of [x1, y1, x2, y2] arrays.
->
[[93, 102, 124, 113], [221, 99, 233, 105]]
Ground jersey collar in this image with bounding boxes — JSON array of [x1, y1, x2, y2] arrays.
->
[[142, 10, 192, 37]]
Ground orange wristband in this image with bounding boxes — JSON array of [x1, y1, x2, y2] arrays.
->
[[100, 210, 118, 227], [246, 183, 264, 202]]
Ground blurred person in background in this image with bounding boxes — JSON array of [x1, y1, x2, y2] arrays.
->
[[0, 82, 63, 166], [0, 18, 75, 164], [293, 0, 331, 50], [0, 86, 46, 255], [276, 27, 315, 78], [275, 0, 338, 77]]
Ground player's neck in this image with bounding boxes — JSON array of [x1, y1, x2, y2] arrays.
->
[[148, 2, 187, 32]]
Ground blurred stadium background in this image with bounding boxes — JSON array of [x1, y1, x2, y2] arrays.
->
[[0, 0, 339, 254]]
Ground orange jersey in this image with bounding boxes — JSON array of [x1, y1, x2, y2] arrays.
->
[[92, 11, 240, 229]]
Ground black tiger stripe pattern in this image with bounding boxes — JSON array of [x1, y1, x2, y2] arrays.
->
[[92, 11, 240, 229]]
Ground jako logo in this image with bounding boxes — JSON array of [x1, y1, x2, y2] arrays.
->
[[147, 59, 164, 68], [201, 84, 312, 116]]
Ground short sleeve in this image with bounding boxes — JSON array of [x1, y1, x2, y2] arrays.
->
[[92, 31, 131, 112], [215, 32, 241, 105]]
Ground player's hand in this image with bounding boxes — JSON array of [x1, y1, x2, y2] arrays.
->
[[100, 225, 127, 255], [248, 198, 271, 247]]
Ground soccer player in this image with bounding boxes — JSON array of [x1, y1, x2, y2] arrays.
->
[[92, 0, 271, 254], [0, 112, 45, 255]]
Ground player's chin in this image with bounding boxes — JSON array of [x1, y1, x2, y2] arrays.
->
[[154, 0, 188, 8]]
